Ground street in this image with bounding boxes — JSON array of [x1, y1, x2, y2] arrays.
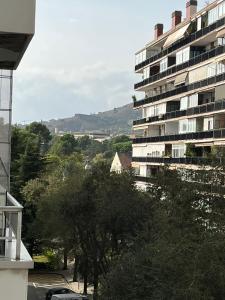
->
[[28, 284, 48, 300], [28, 273, 69, 300]]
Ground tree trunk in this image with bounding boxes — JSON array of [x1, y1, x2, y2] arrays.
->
[[93, 260, 99, 300], [73, 255, 79, 282], [63, 248, 68, 270], [83, 257, 88, 295]]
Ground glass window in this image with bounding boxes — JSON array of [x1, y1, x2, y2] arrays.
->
[[180, 96, 188, 110], [183, 47, 190, 63], [188, 118, 196, 132], [207, 63, 217, 78], [197, 17, 202, 31], [218, 1, 225, 18], [208, 6, 219, 25], [176, 50, 183, 65], [160, 58, 168, 73], [189, 94, 198, 108], [217, 61, 225, 74], [204, 117, 214, 131], [172, 144, 186, 158], [179, 119, 188, 133]]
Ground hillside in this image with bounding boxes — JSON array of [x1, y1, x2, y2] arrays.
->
[[44, 103, 140, 135]]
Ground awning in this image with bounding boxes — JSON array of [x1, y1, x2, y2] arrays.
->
[[163, 23, 190, 48], [174, 72, 188, 86], [216, 28, 225, 38]]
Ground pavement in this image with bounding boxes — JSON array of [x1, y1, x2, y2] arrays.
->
[[28, 272, 93, 300]]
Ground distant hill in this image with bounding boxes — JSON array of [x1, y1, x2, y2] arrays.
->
[[44, 103, 140, 135]]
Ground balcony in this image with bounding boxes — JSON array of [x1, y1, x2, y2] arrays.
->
[[135, 16, 225, 72], [0, 191, 33, 268], [132, 156, 213, 165], [132, 128, 225, 144], [134, 72, 225, 108], [133, 99, 225, 126], [135, 46, 225, 90]]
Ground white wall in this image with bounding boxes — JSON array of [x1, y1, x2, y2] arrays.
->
[[110, 153, 122, 173], [0, 0, 35, 34], [133, 144, 165, 157], [0, 269, 28, 300]]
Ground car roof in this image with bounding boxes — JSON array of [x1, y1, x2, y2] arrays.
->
[[51, 294, 87, 299], [49, 288, 71, 292]]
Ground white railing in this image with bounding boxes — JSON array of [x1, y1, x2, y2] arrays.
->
[[0, 192, 23, 260]]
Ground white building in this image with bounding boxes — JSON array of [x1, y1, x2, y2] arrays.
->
[[133, 0, 225, 188], [110, 152, 132, 173], [0, 1, 36, 299]]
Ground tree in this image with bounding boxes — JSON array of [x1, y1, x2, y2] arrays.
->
[[100, 168, 225, 300], [49, 134, 78, 156], [26, 122, 52, 144]]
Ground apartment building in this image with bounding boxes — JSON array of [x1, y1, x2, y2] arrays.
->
[[0, 1, 36, 299], [133, 0, 225, 188]]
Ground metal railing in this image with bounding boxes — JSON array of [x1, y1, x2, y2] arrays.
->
[[133, 128, 225, 144], [0, 192, 23, 260], [133, 99, 225, 126], [132, 156, 213, 165], [134, 72, 225, 108], [135, 16, 225, 71], [135, 46, 225, 89]]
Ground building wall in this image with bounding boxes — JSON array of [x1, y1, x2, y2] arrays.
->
[[110, 153, 122, 173], [0, 269, 28, 300], [0, 0, 35, 34]]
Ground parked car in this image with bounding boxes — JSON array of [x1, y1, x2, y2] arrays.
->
[[51, 294, 88, 300], [46, 288, 75, 300]]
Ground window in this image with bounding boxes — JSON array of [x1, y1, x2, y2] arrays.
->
[[160, 58, 168, 73], [180, 94, 198, 110], [219, 1, 225, 18], [208, 6, 219, 25], [135, 50, 146, 65], [180, 96, 188, 110], [179, 119, 188, 133], [204, 117, 214, 131], [217, 61, 225, 75], [143, 67, 150, 80], [208, 2, 225, 26], [172, 144, 186, 158], [176, 47, 190, 65], [176, 50, 183, 65], [189, 94, 198, 108], [197, 17, 202, 31], [188, 118, 196, 132], [207, 63, 217, 78], [179, 118, 196, 133]]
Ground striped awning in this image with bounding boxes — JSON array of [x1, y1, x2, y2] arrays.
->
[[174, 72, 188, 86], [163, 23, 190, 48]]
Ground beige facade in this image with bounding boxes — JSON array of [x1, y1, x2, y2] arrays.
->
[[133, 0, 225, 186]]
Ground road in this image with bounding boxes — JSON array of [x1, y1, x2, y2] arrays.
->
[[28, 284, 48, 300], [28, 273, 69, 300]]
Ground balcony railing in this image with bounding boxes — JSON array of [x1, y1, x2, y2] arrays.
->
[[0, 192, 23, 260], [134, 72, 225, 108], [135, 16, 225, 71], [132, 156, 213, 165], [133, 99, 225, 126], [135, 46, 225, 89], [133, 128, 225, 144]]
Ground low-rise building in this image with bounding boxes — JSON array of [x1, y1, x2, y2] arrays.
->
[[110, 152, 132, 173]]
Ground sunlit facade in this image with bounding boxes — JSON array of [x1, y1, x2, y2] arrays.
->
[[133, 0, 225, 188]]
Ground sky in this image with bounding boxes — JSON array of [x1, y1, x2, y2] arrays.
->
[[13, 0, 206, 123]]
